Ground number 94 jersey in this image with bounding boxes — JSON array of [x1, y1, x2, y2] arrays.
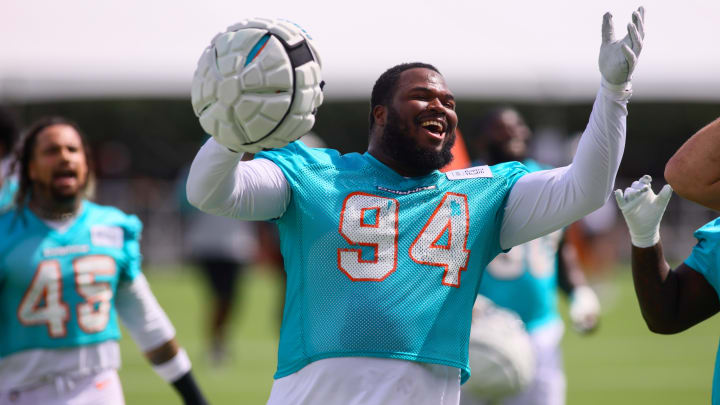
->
[[256, 141, 528, 383], [0, 202, 142, 357]]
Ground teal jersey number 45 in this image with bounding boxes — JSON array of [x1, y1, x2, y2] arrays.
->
[[0, 202, 142, 357]]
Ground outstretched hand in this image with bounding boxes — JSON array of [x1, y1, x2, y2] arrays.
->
[[614, 175, 672, 248], [599, 6, 645, 86], [570, 285, 600, 334]]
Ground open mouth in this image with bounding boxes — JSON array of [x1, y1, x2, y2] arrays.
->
[[419, 119, 446, 140], [52, 170, 78, 187]]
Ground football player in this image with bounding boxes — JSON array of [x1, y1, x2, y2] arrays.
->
[[462, 107, 600, 405], [0, 117, 207, 405], [615, 117, 720, 403], [187, 8, 644, 404]]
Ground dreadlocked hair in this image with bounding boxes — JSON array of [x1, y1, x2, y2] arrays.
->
[[12, 116, 96, 211]]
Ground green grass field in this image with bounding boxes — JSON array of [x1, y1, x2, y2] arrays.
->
[[118, 264, 720, 404]]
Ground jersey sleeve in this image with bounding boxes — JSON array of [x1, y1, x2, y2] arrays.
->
[[489, 161, 529, 252], [684, 217, 720, 297], [490, 161, 529, 189], [255, 141, 338, 218], [256, 141, 334, 178], [121, 214, 144, 281]]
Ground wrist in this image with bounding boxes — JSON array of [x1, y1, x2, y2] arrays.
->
[[629, 229, 660, 248], [601, 77, 631, 91], [599, 78, 633, 101], [153, 348, 192, 383]]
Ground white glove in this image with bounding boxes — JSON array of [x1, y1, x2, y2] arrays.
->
[[569, 285, 600, 334], [614, 175, 673, 248], [599, 6, 645, 88]]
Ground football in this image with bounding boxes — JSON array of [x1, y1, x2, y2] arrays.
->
[[465, 295, 536, 401], [191, 18, 323, 153]]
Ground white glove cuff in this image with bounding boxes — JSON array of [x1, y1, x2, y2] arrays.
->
[[630, 228, 660, 249], [152, 348, 192, 383], [600, 78, 633, 99]]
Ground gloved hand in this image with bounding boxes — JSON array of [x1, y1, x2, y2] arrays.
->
[[599, 6, 645, 87], [614, 175, 673, 248], [569, 285, 600, 334]]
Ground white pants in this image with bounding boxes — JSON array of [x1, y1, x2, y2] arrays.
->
[[267, 357, 461, 405], [462, 321, 566, 405], [0, 369, 125, 405]]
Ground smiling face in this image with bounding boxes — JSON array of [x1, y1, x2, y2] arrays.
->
[[28, 124, 88, 204], [369, 67, 458, 176]]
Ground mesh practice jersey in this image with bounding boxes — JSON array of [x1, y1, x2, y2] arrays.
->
[[0, 202, 142, 357], [0, 177, 17, 211], [256, 141, 528, 383], [684, 217, 720, 404], [478, 159, 564, 331]]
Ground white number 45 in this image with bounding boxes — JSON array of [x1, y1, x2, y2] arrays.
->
[[18, 255, 116, 338]]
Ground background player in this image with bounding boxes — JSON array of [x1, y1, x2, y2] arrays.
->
[[615, 117, 720, 403], [187, 7, 644, 404], [0, 117, 207, 404], [463, 107, 600, 405]]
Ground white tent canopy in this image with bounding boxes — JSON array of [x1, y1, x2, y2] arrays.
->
[[2, 0, 719, 102]]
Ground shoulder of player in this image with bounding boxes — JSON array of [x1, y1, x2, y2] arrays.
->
[[83, 201, 142, 234], [489, 161, 531, 178], [522, 158, 554, 172], [0, 208, 26, 256], [0, 207, 15, 234], [693, 217, 720, 243], [257, 140, 350, 170]]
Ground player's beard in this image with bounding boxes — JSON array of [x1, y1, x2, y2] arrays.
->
[[33, 174, 88, 210], [380, 106, 456, 174]]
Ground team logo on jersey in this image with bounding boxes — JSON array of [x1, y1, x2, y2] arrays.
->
[[376, 185, 437, 195], [445, 166, 493, 180], [91, 225, 123, 248], [43, 244, 90, 257]]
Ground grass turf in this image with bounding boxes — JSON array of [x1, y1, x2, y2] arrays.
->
[[118, 264, 719, 404]]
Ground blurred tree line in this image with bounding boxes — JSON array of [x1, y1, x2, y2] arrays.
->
[[6, 98, 718, 182]]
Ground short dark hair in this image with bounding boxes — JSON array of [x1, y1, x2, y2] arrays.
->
[[12, 116, 95, 208], [369, 62, 440, 129]]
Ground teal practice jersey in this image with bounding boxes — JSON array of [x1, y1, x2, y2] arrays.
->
[[0, 201, 142, 357], [684, 217, 720, 404], [0, 176, 18, 211], [478, 159, 564, 331], [256, 141, 528, 383]]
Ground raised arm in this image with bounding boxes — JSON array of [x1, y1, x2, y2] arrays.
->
[[616, 176, 720, 333], [499, 7, 645, 249], [186, 137, 290, 220], [664, 117, 720, 210]]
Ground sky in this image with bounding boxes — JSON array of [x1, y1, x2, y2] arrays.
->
[[1, 0, 719, 101]]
